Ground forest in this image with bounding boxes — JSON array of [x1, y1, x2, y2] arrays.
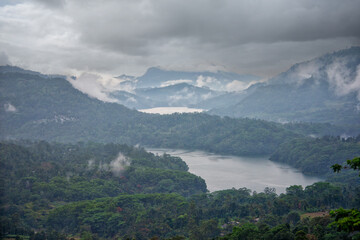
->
[[1, 141, 359, 239], [270, 135, 360, 184]]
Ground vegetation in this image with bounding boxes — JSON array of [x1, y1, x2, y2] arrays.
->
[[1, 141, 360, 239], [330, 157, 360, 238], [270, 135, 360, 184]]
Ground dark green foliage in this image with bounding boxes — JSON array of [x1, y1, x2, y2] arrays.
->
[[47, 193, 188, 239], [332, 157, 360, 177], [270, 136, 360, 183], [0, 134, 359, 238], [330, 208, 360, 233], [0, 141, 206, 238]]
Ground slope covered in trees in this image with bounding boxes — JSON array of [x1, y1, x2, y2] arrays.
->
[[1, 141, 360, 239], [0, 67, 305, 156], [211, 47, 360, 126], [270, 135, 360, 184]]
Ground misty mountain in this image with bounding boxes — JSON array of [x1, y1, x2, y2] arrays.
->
[[211, 47, 360, 125], [110, 67, 261, 110], [0, 65, 306, 155], [193, 82, 263, 109], [134, 83, 222, 108], [135, 67, 261, 89], [108, 90, 151, 109]]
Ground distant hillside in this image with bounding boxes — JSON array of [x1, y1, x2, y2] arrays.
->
[[110, 67, 261, 109], [134, 83, 222, 108], [135, 67, 260, 89], [0, 66, 302, 155], [211, 47, 360, 125], [269, 135, 360, 184]]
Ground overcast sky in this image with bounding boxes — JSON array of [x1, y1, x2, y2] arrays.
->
[[1, 0, 360, 78]]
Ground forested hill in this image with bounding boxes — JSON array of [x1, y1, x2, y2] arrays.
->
[[270, 135, 360, 184], [211, 47, 360, 125], [0, 66, 304, 155], [1, 141, 359, 239]]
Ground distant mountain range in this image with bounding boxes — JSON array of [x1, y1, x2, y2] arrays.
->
[[132, 67, 260, 89], [1, 65, 313, 155], [1, 47, 359, 128], [111, 67, 261, 109], [109, 47, 360, 125], [210, 47, 360, 125]]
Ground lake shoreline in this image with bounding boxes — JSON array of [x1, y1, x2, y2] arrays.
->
[[147, 148, 323, 194]]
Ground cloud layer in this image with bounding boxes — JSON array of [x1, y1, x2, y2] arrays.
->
[[0, 0, 359, 78]]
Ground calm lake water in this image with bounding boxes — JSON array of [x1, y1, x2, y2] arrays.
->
[[139, 107, 205, 114], [147, 148, 323, 194]]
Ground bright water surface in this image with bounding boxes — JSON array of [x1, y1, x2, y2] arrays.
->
[[139, 107, 205, 114], [147, 148, 323, 194]]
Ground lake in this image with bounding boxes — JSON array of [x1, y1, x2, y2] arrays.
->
[[147, 148, 323, 194], [139, 107, 205, 114]]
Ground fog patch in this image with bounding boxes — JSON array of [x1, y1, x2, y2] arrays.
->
[[110, 76, 137, 93], [110, 152, 130, 177], [67, 73, 119, 102], [161, 79, 193, 87], [66, 172, 73, 182], [326, 59, 360, 100], [168, 87, 196, 105], [87, 159, 95, 170], [4, 103, 17, 112], [196, 75, 220, 90], [126, 97, 137, 103], [340, 133, 351, 140], [201, 92, 213, 100], [98, 161, 109, 171]]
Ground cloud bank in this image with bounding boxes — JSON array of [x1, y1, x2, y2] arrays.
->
[[0, 0, 359, 79]]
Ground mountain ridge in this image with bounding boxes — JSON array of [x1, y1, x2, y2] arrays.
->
[[210, 46, 360, 125]]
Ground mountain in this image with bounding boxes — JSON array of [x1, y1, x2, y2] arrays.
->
[[108, 90, 151, 109], [134, 83, 222, 108], [135, 67, 261, 89], [110, 67, 261, 110], [211, 47, 360, 125], [0, 65, 304, 155]]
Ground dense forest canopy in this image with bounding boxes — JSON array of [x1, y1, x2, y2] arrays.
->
[[270, 135, 360, 184], [1, 141, 359, 239]]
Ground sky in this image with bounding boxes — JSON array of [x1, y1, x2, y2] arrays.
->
[[1, 0, 360, 79]]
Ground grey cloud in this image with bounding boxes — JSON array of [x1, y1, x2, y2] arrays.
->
[[4, 103, 17, 112], [32, 0, 65, 8], [0, 0, 359, 78], [326, 59, 360, 100], [67, 73, 118, 102], [67, 0, 360, 54], [110, 153, 130, 177]]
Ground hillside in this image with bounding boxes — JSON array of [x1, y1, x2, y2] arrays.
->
[[135, 67, 260, 89], [211, 47, 360, 125], [1, 141, 359, 239], [270, 135, 360, 184], [0, 66, 301, 156]]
